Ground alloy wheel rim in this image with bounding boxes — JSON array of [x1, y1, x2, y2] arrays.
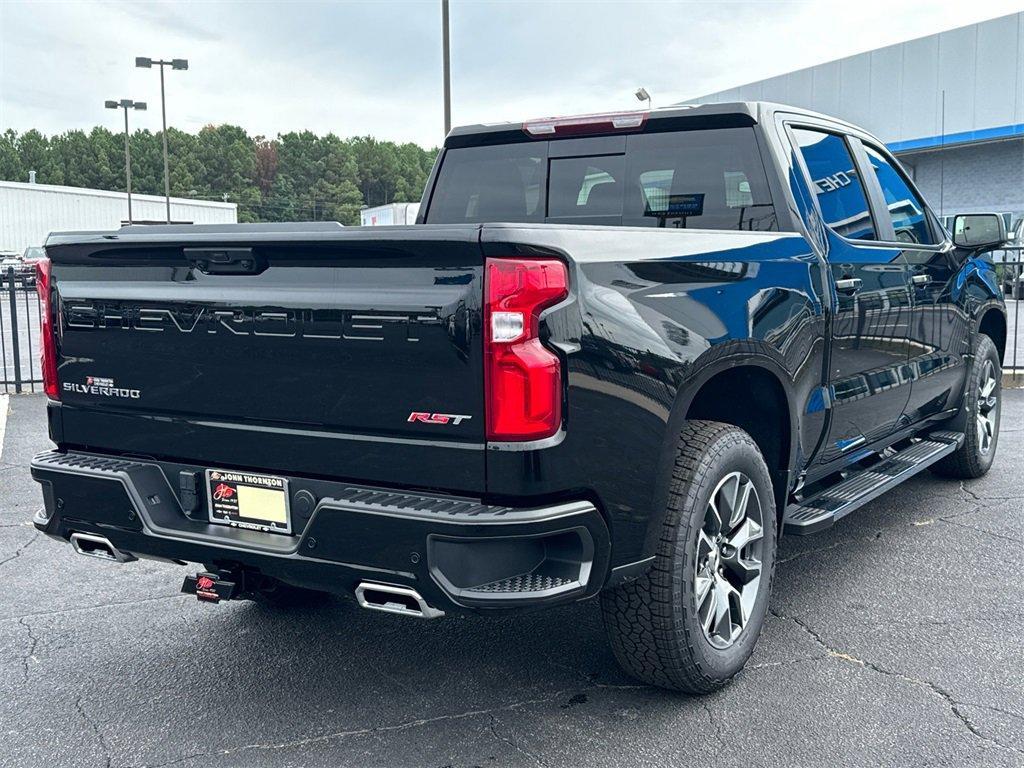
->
[[694, 471, 764, 650], [977, 359, 999, 456]]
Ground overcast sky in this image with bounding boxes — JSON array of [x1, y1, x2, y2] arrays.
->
[[2, 0, 1022, 147]]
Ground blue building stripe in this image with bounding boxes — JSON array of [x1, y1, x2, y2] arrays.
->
[[888, 123, 1024, 153]]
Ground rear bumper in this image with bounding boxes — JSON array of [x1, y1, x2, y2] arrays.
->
[[31, 450, 611, 615]]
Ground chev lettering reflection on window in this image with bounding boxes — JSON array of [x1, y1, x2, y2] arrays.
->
[[813, 171, 854, 193], [64, 303, 440, 342]]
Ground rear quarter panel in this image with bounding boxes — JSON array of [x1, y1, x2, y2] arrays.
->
[[482, 225, 827, 567]]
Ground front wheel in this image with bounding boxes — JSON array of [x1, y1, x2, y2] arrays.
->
[[601, 420, 777, 693], [930, 333, 1002, 479]]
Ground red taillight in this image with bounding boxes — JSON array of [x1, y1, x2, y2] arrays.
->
[[484, 258, 568, 441], [35, 257, 59, 400], [522, 111, 647, 138]]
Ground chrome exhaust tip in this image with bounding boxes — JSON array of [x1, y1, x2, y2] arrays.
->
[[69, 532, 136, 563], [355, 582, 444, 619]]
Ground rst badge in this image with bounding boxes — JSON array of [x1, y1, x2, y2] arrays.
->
[[407, 412, 472, 425]]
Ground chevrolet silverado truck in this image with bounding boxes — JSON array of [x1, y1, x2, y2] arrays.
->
[[31, 102, 1009, 693]]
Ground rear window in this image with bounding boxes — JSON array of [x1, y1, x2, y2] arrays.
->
[[425, 128, 778, 231]]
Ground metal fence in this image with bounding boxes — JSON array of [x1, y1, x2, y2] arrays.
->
[[998, 245, 1024, 383], [1, 267, 43, 394]]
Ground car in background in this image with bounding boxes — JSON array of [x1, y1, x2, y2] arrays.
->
[[0, 251, 24, 286], [20, 246, 46, 286]]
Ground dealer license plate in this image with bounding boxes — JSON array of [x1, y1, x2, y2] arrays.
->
[[206, 469, 292, 534]]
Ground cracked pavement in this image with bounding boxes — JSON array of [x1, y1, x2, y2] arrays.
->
[[1, 392, 1022, 767]]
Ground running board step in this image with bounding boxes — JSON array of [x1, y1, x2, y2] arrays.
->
[[783, 431, 964, 535]]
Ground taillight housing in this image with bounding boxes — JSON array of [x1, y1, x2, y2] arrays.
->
[[484, 257, 568, 441], [35, 257, 59, 400]]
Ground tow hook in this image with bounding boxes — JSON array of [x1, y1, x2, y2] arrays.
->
[[181, 570, 239, 603]]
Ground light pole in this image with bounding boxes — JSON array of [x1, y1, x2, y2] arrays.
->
[[635, 87, 651, 110], [136, 56, 188, 223], [105, 99, 147, 224], [441, 0, 451, 136]]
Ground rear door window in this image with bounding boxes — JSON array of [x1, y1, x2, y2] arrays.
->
[[425, 127, 778, 231], [791, 128, 877, 241], [861, 144, 938, 245]]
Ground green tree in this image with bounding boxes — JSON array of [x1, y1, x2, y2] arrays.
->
[[253, 137, 278, 197], [268, 131, 364, 224], [0, 129, 23, 182], [0, 125, 436, 224], [351, 136, 399, 207], [128, 129, 165, 197], [87, 126, 125, 191], [165, 128, 201, 198], [192, 125, 261, 222], [17, 130, 62, 185]]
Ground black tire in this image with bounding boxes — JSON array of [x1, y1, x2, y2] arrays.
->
[[930, 333, 1002, 479], [601, 420, 777, 693]]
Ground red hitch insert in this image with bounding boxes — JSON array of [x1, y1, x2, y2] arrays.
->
[[182, 571, 238, 603]]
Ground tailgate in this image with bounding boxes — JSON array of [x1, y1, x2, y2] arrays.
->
[[47, 225, 486, 493]]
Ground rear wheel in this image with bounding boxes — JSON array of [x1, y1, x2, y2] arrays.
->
[[601, 420, 777, 693], [930, 333, 1002, 479]]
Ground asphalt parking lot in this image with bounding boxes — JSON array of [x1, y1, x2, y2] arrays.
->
[[1, 393, 1022, 768]]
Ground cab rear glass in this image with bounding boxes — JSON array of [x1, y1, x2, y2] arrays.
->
[[424, 127, 778, 232]]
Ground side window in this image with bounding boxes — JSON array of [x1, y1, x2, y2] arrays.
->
[[791, 128, 876, 241], [862, 144, 938, 245]]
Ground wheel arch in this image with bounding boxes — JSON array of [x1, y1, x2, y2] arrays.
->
[[977, 304, 1007, 364], [646, 345, 800, 557]]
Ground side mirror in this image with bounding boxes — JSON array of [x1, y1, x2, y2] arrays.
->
[[953, 213, 1007, 251]]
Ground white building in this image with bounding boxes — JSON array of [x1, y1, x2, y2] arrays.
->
[[360, 202, 420, 226], [0, 181, 238, 251], [682, 11, 1024, 227]]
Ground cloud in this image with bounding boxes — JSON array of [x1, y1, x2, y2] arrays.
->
[[111, 0, 224, 44], [2, 0, 1023, 147]]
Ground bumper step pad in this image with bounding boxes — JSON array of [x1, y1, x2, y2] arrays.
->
[[783, 431, 964, 535], [472, 572, 572, 594]]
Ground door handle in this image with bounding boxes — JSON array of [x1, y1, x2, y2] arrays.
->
[[835, 277, 863, 293], [911, 273, 931, 285]]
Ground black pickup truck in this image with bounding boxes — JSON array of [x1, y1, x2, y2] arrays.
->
[[31, 102, 1009, 693]]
